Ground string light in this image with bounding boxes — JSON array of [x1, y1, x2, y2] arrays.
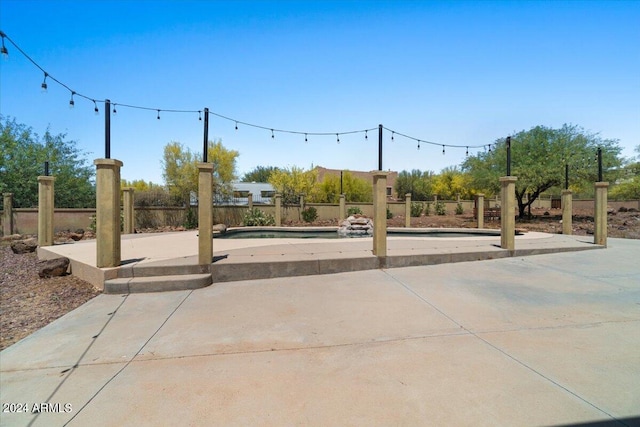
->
[[157, 109, 161, 120], [442, 145, 445, 155], [113, 104, 117, 114], [391, 131, 395, 142], [365, 130, 368, 140], [466, 146, 469, 156], [271, 129, 274, 139], [305, 133, 308, 143], [41, 72, 48, 92], [235, 121, 238, 130], [0, 31, 7, 58], [69, 91, 75, 108], [337, 133, 340, 144], [488, 144, 492, 152], [198, 110, 202, 121], [93, 99, 99, 115], [417, 140, 421, 150]]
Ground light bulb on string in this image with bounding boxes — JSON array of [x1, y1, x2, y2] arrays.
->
[[0, 32, 8, 59], [442, 145, 445, 155], [391, 131, 394, 142], [337, 133, 340, 144], [465, 146, 469, 156], [305, 133, 308, 143], [235, 121, 238, 130], [113, 104, 117, 114], [488, 144, 492, 153], [93, 100, 99, 115], [69, 91, 75, 108], [41, 73, 48, 92], [157, 110, 161, 120], [417, 140, 420, 150], [198, 111, 202, 121], [365, 130, 368, 140], [271, 129, 274, 139]]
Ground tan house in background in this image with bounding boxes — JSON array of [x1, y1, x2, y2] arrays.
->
[[313, 166, 399, 200]]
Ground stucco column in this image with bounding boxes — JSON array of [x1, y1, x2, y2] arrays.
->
[[405, 193, 411, 228], [372, 172, 388, 258], [594, 182, 609, 246], [275, 194, 282, 226], [198, 163, 213, 265], [561, 189, 572, 235], [476, 193, 485, 229], [37, 176, 55, 246], [499, 176, 517, 251], [339, 194, 346, 220], [94, 159, 123, 268], [122, 187, 135, 234], [3, 193, 14, 236]]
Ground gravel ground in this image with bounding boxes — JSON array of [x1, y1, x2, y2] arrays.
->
[[0, 244, 100, 350], [1, 207, 637, 351]]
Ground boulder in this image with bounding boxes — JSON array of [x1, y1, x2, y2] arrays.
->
[[338, 216, 374, 237], [37, 257, 70, 278], [10, 238, 38, 254], [212, 224, 227, 234]]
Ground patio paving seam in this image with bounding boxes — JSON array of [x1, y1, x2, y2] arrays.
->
[[61, 289, 195, 426], [382, 269, 622, 423]]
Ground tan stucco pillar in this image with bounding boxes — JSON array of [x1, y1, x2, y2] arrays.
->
[[372, 172, 388, 257], [198, 163, 213, 265], [405, 193, 411, 228], [122, 187, 135, 234], [37, 176, 55, 246], [3, 193, 14, 236], [339, 194, 346, 220], [561, 189, 572, 235], [499, 177, 517, 251], [594, 182, 609, 246], [476, 193, 485, 229], [94, 159, 123, 268], [275, 194, 282, 226]]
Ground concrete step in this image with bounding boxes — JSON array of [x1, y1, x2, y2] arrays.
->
[[104, 274, 212, 294]]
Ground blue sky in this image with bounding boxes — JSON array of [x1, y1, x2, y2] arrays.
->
[[1, 0, 639, 185]]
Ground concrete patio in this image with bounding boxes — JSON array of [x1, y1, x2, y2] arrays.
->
[[1, 237, 639, 426]]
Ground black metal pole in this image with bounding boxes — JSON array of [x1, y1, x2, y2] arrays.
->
[[597, 147, 602, 182], [378, 124, 383, 171], [506, 136, 511, 176], [44, 161, 49, 176], [565, 163, 569, 190], [203, 107, 209, 163], [105, 99, 111, 159]]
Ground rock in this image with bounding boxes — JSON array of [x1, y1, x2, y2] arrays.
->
[[212, 224, 227, 234], [2, 234, 22, 241], [10, 238, 38, 254], [69, 232, 84, 241], [37, 257, 70, 278], [338, 216, 373, 237]]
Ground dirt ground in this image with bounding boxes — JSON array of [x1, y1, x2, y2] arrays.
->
[[2, 207, 638, 350]]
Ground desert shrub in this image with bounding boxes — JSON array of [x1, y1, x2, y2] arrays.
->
[[387, 208, 393, 219], [301, 207, 318, 223], [347, 206, 363, 216], [243, 208, 275, 226], [435, 201, 446, 216], [184, 207, 198, 229], [410, 202, 423, 217], [455, 202, 464, 215]]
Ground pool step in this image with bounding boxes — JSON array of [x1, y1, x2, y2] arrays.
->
[[104, 273, 212, 294]]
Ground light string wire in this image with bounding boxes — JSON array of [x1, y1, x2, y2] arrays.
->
[[1, 30, 490, 152]]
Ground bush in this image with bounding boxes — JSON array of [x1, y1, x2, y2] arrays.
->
[[88, 212, 124, 232], [184, 207, 198, 229], [301, 206, 318, 223], [347, 206, 363, 216], [387, 208, 393, 219], [455, 202, 464, 215], [410, 202, 423, 217], [243, 208, 275, 226], [435, 201, 446, 216]]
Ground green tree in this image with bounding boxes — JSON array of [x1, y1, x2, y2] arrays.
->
[[0, 116, 95, 208], [394, 169, 435, 201], [462, 124, 622, 217], [161, 140, 238, 205], [610, 145, 640, 200], [267, 166, 320, 204], [317, 171, 372, 203], [241, 166, 280, 182]]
